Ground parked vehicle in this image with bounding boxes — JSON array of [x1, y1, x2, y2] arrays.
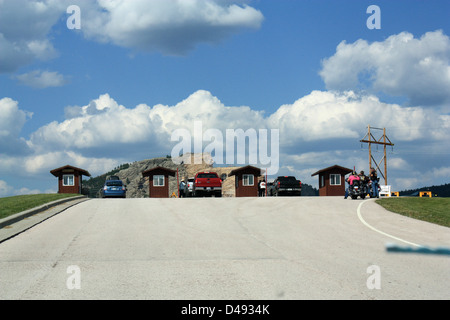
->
[[193, 172, 222, 197], [101, 180, 127, 198], [348, 180, 367, 199], [268, 176, 302, 197], [269, 176, 302, 196], [185, 177, 195, 197]]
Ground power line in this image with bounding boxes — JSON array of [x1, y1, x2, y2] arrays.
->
[[360, 125, 394, 185]]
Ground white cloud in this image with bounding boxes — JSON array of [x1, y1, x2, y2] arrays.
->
[[15, 70, 68, 88], [30, 94, 156, 154], [22, 150, 120, 176], [0, 98, 30, 137], [0, 97, 32, 155], [0, 180, 12, 197], [78, 0, 264, 55], [267, 90, 448, 146], [0, 180, 41, 197], [0, 0, 263, 72], [30, 90, 267, 156], [2, 89, 450, 192], [320, 30, 450, 108], [0, 0, 64, 73], [394, 166, 450, 192], [148, 90, 266, 133]]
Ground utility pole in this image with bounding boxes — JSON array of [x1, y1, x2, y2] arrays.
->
[[360, 125, 394, 185]]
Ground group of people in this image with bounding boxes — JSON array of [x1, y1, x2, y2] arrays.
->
[[344, 167, 380, 199]]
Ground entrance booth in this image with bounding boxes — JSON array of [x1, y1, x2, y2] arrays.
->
[[142, 166, 176, 198], [311, 165, 352, 196], [50, 165, 91, 194], [229, 166, 262, 197]]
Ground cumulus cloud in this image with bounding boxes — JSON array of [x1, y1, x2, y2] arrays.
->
[[78, 0, 264, 55], [148, 90, 266, 132], [29, 94, 156, 156], [29, 90, 267, 157], [22, 150, 120, 176], [14, 70, 68, 88], [0, 97, 32, 155], [0, 0, 64, 73], [320, 30, 450, 108], [2, 88, 450, 193], [0, 0, 263, 72], [0, 180, 41, 197], [267, 90, 448, 146]]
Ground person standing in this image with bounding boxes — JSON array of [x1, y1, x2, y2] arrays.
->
[[369, 168, 379, 198], [260, 179, 266, 197], [179, 179, 186, 198]]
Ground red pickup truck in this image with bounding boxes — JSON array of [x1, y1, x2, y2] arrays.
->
[[193, 172, 222, 197]]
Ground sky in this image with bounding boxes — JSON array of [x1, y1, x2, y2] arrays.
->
[[0, 0, 449, 196]]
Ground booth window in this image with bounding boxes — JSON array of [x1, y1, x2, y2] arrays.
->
[[243, 174, 254, 186], [330, 174, 341, 186], [63, 174, 75, 186], [153, 175, 165, 187]]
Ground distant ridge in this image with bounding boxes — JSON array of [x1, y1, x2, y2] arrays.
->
[[399, 183, 450, 197]]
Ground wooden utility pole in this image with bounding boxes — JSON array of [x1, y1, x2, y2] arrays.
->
[[360, 125, 394, 185]]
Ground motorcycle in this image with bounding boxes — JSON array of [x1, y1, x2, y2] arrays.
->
[[348, 180, 368, 199]]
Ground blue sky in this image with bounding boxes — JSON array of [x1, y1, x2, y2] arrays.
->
[[1, 0, 449, 196]]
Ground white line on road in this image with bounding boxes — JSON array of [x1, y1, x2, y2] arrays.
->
[[357, 200, 422, 248]]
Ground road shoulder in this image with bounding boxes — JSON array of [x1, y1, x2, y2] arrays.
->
[[0, 196, 89, 243]]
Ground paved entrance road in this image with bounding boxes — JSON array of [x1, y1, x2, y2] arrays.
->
[[0, 197, 448, 299]]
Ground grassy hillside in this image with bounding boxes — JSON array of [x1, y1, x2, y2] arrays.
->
[[0, 194, 79, 219], [376, 197, 450, 228]]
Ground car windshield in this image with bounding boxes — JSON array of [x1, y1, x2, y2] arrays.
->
[[197, 173, 218, 178], [106, 181, 123, 186]]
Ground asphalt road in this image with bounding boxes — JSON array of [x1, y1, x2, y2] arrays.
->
[[0, 197, 448, 300]]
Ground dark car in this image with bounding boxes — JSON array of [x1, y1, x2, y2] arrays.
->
[[101, 180, 127, 198], [269, 176, 302, 196]]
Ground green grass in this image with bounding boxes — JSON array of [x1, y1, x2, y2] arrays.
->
[[376, 197, 450, 228], [0, 194, 80, 220]]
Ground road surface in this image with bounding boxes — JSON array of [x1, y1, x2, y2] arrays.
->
[[0, 197, 448, 300]]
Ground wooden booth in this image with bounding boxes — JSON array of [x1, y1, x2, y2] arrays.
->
[[311, 165, 352, 197], [229, 166, 262, 197], [50, 165, 91, 194], [142, 166, 176, 198]]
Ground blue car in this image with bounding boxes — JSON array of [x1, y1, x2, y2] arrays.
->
[[101, 180, 127, 198]]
